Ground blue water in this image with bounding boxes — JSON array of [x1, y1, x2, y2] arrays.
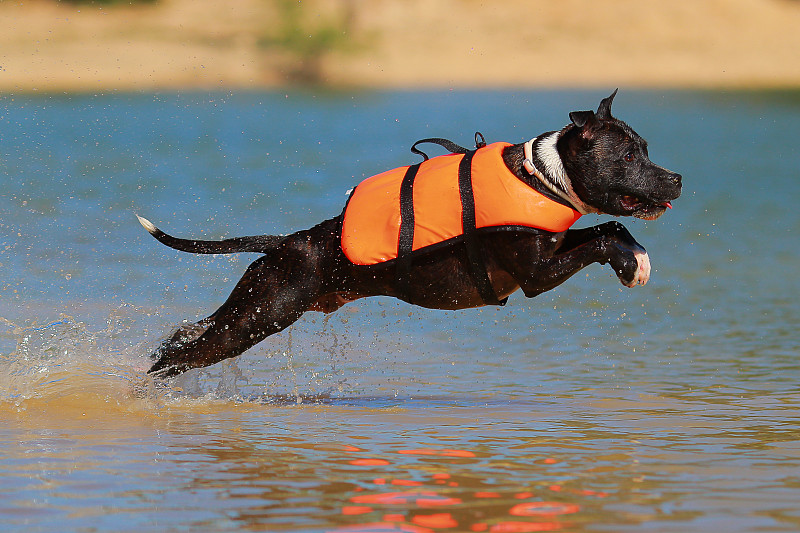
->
[[1, 90, 799, 532]]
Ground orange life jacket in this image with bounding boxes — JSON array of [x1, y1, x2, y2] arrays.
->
[[341, 141, 582, 266]]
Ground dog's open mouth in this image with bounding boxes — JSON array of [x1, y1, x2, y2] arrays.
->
[[620, 195, 673, 220]]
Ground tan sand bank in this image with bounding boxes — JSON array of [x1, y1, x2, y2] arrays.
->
[[2, 0, 800, 92]]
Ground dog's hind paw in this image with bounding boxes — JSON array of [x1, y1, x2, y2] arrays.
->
[[148, 352, 191, 378]]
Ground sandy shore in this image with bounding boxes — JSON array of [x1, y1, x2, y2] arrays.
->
[[2, 0, 800, 92]]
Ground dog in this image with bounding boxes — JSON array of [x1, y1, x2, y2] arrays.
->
[[138, 91, 681, 378]]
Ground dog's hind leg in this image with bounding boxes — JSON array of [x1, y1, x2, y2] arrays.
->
[[148, 251, 323, 378]]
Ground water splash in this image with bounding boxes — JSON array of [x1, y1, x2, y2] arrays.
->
[[0, 308, 166, 414], [0, 305, 381, 412]]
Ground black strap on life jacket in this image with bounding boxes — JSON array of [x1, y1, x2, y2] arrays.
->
[[396, 133, 506, 307], [396, 162, 421, 304], [457, 150, 506, 307]]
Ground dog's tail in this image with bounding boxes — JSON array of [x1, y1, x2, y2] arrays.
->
[[136, 215, 284, 255]]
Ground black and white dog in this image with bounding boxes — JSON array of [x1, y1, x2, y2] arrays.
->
[[138, 91, 681, 377]]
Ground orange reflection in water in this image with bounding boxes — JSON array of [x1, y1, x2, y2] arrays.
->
[[329, 444, 595, 533]]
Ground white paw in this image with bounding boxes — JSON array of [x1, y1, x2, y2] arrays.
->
[[628, 247, 651, 287]]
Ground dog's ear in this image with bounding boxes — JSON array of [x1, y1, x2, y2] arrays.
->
[[569, 110, 597, 129], [596, 89, 618, 120], [569, 110, 602, 141]]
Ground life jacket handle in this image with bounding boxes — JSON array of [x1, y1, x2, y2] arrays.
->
[[410, 132, 487, 161]]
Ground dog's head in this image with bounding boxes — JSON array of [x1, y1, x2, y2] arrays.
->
[[558, 90, 682, 220]]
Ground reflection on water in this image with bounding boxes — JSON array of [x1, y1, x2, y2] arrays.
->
[[3, 304, 800, 532], [1, 90, 800, 532], [5, 374, 800, 532]]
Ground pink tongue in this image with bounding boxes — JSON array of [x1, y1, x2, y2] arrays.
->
[[662, 201, 673, 209]]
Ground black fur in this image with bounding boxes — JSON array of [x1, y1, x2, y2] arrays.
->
[[141, 92, 682, 377]]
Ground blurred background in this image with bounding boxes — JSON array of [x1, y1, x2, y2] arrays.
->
[[2, 0, 800, 92], [3, 3, 800, 532]]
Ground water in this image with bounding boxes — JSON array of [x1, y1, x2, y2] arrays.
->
[[1, 89, 799, 532]]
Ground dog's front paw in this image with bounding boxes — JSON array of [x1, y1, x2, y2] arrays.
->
[[626, 247, 650, 287], [608, 240, 650, 288]]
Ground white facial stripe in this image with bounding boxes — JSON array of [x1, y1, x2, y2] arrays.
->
[[523, 133, 596, 216], [535, 132, 570, 194]]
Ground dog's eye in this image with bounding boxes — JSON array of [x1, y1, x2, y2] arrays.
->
[[624, 152, 636, 162]]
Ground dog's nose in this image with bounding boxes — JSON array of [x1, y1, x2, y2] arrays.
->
[[668, 172, 682, 187]]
